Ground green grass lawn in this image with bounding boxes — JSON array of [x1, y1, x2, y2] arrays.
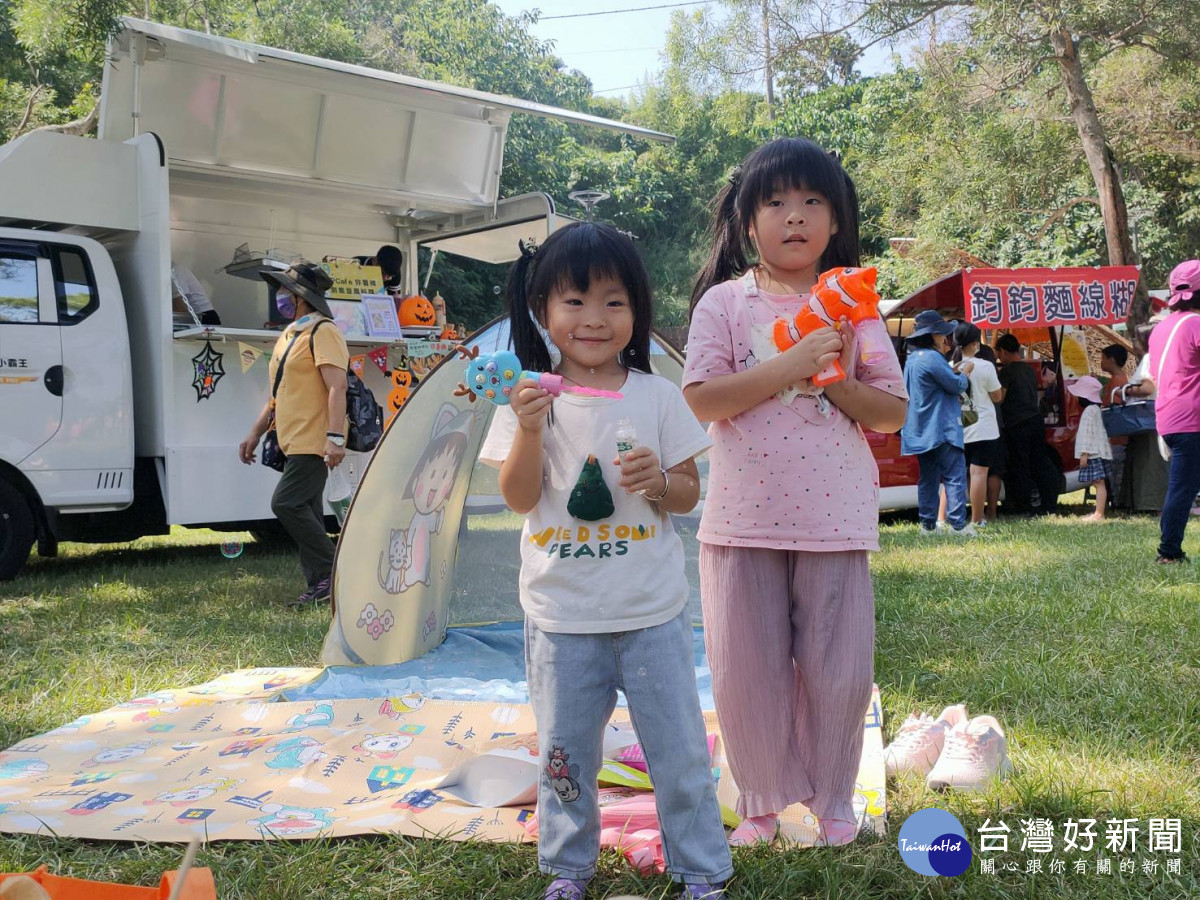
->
[[1, 508, 1198, 898]]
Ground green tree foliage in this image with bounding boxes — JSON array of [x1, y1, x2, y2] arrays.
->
[[857, 0, 1200, 331]]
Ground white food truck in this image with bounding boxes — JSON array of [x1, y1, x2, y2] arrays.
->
[[0, 17, 670, 579]]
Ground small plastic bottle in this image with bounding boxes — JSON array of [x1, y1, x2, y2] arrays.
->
[[616, 418, 648, 496], [326, 463, 353, 526], [615, 418, 638, 460], [855, 316, 895, 367]]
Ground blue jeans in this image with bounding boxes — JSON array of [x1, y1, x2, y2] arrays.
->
[[1158, 432, 1200, 559], [525, 608, 733, 885], [917, 443, 967, 529]]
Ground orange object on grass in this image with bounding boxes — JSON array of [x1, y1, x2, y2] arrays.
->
[[0, 866, 215, 900]]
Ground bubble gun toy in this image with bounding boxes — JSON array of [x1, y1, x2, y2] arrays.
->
[[772, 266, 892, 387], [454, 348, 623, 405]]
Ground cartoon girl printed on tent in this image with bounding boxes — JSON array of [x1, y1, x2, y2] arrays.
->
[[378, 403, 476, 594]]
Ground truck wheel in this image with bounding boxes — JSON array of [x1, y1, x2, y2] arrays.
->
[[0, 479, 36, 581]]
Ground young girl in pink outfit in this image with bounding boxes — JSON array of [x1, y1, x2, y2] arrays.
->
[[683, 138, 907, 847]]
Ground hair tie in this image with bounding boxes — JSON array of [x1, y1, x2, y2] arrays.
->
[[518, 238, 539, 259], [728, 166, 742, 187]]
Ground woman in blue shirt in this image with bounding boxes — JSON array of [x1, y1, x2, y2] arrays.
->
[[900, 311, 976, 536]]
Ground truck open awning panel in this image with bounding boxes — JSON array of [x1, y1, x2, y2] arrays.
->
[[101, 18, 672, 215]]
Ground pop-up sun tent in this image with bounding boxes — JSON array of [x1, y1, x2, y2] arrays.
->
[[321, 317, 691, 667]]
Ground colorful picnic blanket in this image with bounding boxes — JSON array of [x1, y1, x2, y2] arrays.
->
[[0, 669, 885, 844]]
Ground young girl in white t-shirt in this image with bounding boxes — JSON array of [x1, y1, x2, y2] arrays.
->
[[479, 222, 732, 900]]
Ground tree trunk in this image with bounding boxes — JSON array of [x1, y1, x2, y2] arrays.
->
[[1049, 29, 1152, 348], [763, 0, 774, 121]]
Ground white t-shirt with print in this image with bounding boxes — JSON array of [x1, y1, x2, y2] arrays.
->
[[479, 369, 711, 635], [962, 357, 1002, 443]]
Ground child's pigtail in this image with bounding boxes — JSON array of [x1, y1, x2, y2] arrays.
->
[[505, 240, 554, 373], [689, 172, 747, 318], [821, 168, 862, 271]]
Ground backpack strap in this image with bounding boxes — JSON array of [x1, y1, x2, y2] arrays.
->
[[308, 316, 353, 370], [309, 316, 328, 358]]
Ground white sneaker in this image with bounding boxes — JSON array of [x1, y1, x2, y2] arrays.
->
[[926, 715, 1012, 792], [949, 523, 978, 537], [882, 705, 967, 776]]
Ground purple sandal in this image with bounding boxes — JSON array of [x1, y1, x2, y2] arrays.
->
[[544, 877, 588, 900]]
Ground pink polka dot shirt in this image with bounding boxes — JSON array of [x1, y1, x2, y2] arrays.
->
[[683, 275, 907, 552]]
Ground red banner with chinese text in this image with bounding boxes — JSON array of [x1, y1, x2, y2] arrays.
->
[[963, 267, 1140, 329]]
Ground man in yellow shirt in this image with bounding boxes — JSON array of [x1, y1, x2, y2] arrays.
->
[[239, 263, 349, 605]]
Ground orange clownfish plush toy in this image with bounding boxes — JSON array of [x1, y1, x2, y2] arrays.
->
[[772, 266, 882, 387]]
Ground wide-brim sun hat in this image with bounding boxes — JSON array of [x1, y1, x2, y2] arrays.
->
[[1067, 375, 1103, 405], [262, 263, 334, 318], [1167, 259, 1200, 308], [908, 309, 957, 339]]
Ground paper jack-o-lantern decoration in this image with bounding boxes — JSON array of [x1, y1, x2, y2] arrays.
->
[[386, 366, 413, 421], [398, 295, 437, 328], [439, 324, 460, 341]]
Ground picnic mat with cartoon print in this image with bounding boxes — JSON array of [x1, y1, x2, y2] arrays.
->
[[0, 668, 886, 844]]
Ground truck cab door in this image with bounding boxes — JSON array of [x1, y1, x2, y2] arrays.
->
[[0, 242, 63, 465]]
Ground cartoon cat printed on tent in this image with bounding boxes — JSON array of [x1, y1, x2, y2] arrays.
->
[[377, 403, 476, 596], [377, 529, 410, 594]]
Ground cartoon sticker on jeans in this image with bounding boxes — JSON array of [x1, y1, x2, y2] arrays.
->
[[377, 403, 476, 594], [547, 745, 581, 802]]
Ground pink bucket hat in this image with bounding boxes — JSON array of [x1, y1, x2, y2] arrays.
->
[[1167, 259, 1200, 308], [1067, 376, 1103, 405]]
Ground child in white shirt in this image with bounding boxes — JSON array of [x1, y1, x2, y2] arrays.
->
[[1068, 376, 1113, 520]]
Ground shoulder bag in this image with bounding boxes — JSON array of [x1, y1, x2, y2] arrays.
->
[[260, 331, 303, 472]]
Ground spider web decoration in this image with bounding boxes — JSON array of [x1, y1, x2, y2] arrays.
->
[[191, 339, 226, 401]]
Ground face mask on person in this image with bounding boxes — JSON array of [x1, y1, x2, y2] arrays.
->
[[276, 290, 297, 319]]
